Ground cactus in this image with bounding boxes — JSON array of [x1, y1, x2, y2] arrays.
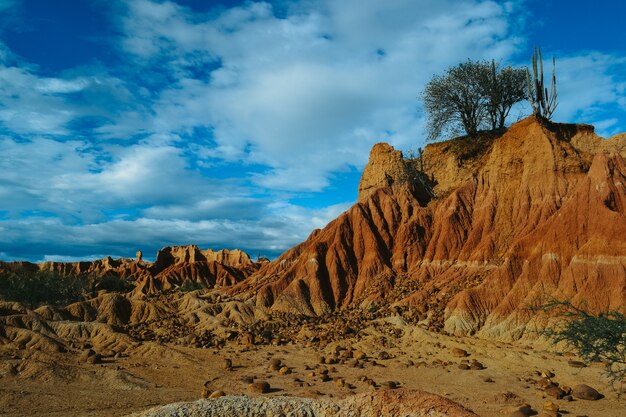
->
[[526, 47, 557, 120]]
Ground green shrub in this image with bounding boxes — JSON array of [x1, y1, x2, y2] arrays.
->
[[541, 300, 625, 392]]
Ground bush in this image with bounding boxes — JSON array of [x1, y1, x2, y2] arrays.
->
[[542, 300, 625, 392], [0, 268, 89, 308]]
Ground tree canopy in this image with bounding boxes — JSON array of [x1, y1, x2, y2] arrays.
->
[[422, 59, 527, 141]]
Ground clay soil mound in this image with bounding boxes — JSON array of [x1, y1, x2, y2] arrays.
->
[[128, 389, 478, 417]]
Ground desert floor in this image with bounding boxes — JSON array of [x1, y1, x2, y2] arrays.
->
[[0, 316, 623, 417]]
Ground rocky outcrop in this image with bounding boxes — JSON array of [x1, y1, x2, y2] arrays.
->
[[2, 117, 624, 341], [357, 143, 408, 201], [128, 389, 479, 417], [238, 117, 626, 338], [1, 246, 259, 295]]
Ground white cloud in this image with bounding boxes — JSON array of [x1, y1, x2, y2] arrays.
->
[[117, 0, 525, 192], [550, 52, 626, 127], [0, 200, 351, 262], [2, 1, 626, 262]]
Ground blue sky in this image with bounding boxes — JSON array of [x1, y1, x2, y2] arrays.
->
[[0, 0, 625, 262]]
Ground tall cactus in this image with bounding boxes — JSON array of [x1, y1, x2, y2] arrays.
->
[[526, 47, 557, 120]]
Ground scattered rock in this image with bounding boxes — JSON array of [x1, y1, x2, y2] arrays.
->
[[209, 390, 225, 398], [510, 404, 535, 417], [86, 353, 102, 365], [222, 358, 233, 370], [381, 381, 398, 389], [572, 384, 601, 401], [269, 358, 282, 371], [567, 360, 586, 368], [544, 385, 565, 399], [248, 381, 270, 394], [80, 349, 95, 362], [451, 347, 469, 357]]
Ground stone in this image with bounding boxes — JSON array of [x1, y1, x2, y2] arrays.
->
[[209, 390, 225, 398], [353, 351, 366, 361], [222, 358, 233, 370], [544, 385, 565, 399], [451, 347, 469, 357], [248, 381, 270, 394], [269, 358, 282, 371], [358, 143, 407, 201], [378, 351, 391, 360], [86, 353, 102, 365], [572, 384, 601, 400]]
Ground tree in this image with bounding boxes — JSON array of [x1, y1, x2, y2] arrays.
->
[[484, 61, 527, 130], [422, 59, 527, 141], [526, 47, 557, 120], [422, 60, 486, 141]]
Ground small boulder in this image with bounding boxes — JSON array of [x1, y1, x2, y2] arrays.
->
[[567, 360, 586, 368], [353, 351, 366, 360], [544, 385, 565, 399], [572, 384, 601, 400], [378, 351, 391, 360], [86, 353, 102, 365], [209, 390, 225, 398], [451, 347, 469, 357], [248, 381, 270, 394]]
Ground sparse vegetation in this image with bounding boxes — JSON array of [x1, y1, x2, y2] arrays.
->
[[541, 300, 625, 392], [421, 59, 527, 141], [0, 268, 89, 308], [526, 47, 558, 120]]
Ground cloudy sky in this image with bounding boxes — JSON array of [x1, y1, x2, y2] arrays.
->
[[0, 0, 625, 262]]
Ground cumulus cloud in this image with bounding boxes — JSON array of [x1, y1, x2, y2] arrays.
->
[[0, 201, 351, 262], [2, 0, 626, 262], [550, 52, 626, 135], [118, 0, 525, 191]]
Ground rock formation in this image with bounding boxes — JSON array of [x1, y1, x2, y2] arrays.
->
[[2, 117, 625, 341], [234, 117, 626, 338], [0, 246, 260, 296], [357, 143, 408, 201]]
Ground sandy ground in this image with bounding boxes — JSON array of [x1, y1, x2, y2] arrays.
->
[[0, 317, 623, 417]]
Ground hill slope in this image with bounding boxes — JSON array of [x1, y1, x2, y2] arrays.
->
[[235, 117, 626, 338]]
